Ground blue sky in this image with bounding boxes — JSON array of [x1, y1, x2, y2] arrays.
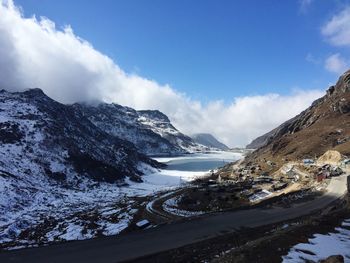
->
[[14, 0, 350, 102], [1, 0, 350, 145]]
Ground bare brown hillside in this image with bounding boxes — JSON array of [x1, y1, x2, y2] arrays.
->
[[245, 70, 350, 167]]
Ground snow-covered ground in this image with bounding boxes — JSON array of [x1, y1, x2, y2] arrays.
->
[[0, 175, 142, 249], [282, 219, 350, 262], [162, 195, 205, 217], [138, 151, 243, 192], [127, 169, 207, 196], [1, 151, 243, 249]]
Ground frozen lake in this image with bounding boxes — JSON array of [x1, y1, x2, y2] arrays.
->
[[154, 151, 243, 172], [126, 151, 243, 195]]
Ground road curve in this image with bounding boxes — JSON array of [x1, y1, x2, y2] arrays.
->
[[0, 175, 348, 263]]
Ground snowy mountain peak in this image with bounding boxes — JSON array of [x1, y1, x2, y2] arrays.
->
[[74, 102, 209, 156], [138, 110, 170, 123]]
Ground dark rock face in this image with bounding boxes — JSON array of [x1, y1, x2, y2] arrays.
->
[[0, 122, 23, 143], [0, 89, 160, 184], [337, 99, 350, 114], [246, 70, 350, 163], [73, 103, 206, 156]]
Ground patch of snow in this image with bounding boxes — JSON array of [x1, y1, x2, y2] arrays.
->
[[282, 219, 350, 262], [99, 212, 133, 236], [58, 223, 85, 241], [342, 221, 350, 227], [162, 195, 204, 217]]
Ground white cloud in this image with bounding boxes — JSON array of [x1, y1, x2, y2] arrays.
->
[[178, 90, 324, 147], [299, 0, 314, 14], [0, 0, 324, 147], [324, 53, 349, 74], [322, 6, 350, 46]]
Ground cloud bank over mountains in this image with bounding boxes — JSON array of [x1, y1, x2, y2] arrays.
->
[[0, 0, 324, 146], [322, 6, 350, 74]]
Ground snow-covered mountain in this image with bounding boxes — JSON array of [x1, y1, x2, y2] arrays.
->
[[73, 103, 208, 156], [0, 88, 217, 249], [0, 88, 213, 248], [0, 89, 158, 184], [191, 133, 229, 151], [0, 88, 167, 248]]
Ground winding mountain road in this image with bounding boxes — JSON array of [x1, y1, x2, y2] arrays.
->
[[0, 175, 348, 263]]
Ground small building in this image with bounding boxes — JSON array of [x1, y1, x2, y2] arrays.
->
[[286, 169, 299, 181], [317, 173, 327, 182], [303, 159, 314, 165], [136, 219, 150, 229], [260, 172, 270, 177], [254, 177, 273, 185], [330, 166, 343, 177]]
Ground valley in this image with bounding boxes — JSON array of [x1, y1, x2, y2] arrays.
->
[[1, 1, 350, 262], [1, 70, 350, 262], [0, 149, 243, 250]]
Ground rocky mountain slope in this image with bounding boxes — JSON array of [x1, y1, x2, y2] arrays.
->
[[246, 70, 350, 166], [73, 103, 208, 156], [0, 88, 167, 247], [191, 133, 229, 150], [0, 89, 158, 184], [0, 88, 214, 248]]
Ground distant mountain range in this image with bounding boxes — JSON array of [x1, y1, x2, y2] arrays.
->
[[191, 133, 229, 150], [246, 70, 350, 165], [73, 103, 208, 156], [0, 88, 214, 186], [245, 129, 276, 149]]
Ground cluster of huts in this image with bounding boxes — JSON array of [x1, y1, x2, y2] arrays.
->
[[315, 164, 344, 182], [301, 150, 349, 182]]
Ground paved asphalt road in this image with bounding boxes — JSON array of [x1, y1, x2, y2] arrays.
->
[[0, 175, 347, 263]]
